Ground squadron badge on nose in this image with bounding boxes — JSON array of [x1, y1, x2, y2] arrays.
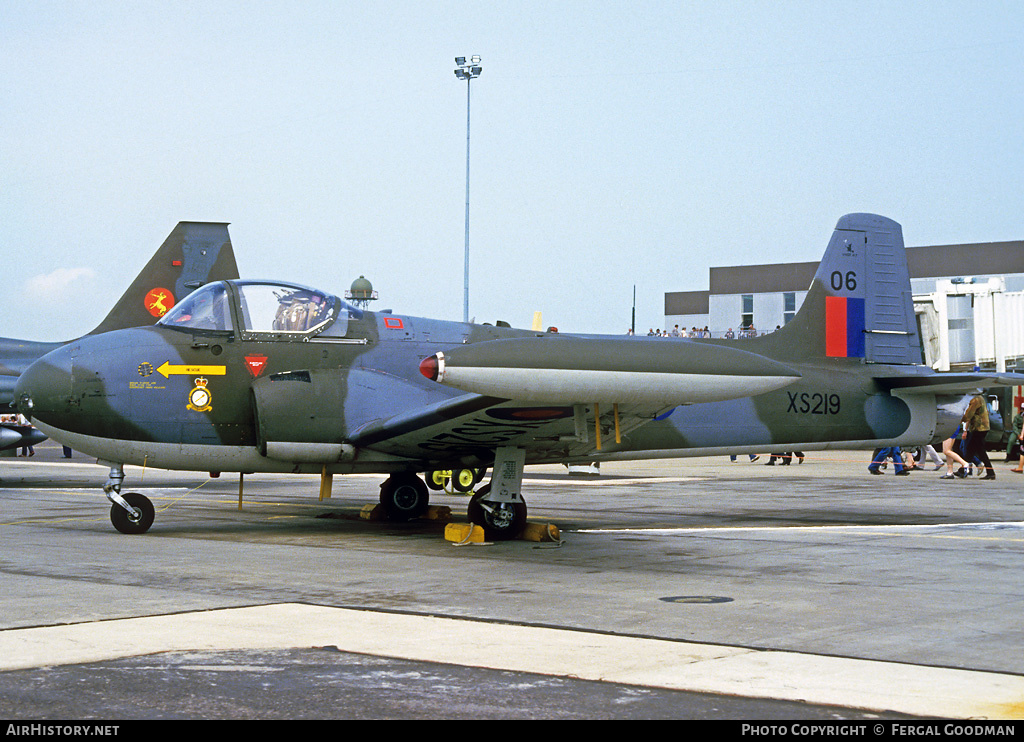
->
[[187, 377, 212, 412]]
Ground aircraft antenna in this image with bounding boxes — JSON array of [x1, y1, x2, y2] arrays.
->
[[345, 276, 378, 309]]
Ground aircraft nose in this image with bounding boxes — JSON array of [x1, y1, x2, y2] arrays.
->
[[14, 345, 73, 423]]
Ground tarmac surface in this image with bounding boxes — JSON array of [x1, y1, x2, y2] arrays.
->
[[1, 441, 1023, 720]]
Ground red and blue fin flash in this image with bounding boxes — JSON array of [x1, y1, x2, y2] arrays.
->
[[825, 296, 865, 358]]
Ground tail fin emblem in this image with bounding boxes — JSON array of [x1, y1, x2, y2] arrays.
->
[[144, 287, 175, 317], [825, 296, 865, 358]]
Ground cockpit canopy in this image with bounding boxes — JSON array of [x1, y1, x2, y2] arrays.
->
[[159, 280, 356, 339], [160, 282, 233, 332]]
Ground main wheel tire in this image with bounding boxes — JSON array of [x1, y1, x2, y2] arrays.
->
[[451, 468, 476, 493], [379, 475, 429, 521], [467, 486, 527, 540], [110, 492, 155, 535]]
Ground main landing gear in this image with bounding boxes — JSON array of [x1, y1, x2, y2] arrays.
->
[[467, 485, 527, 540], [383, 447, 529, 540], [103, 463, 155, 535], [469, 447, 528, 540], [378, 473, 430, 521]]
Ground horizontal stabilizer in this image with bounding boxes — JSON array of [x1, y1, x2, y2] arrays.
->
[[876, 371, 1024, 395]]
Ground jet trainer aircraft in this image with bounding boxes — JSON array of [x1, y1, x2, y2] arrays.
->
[[15, 214, 1024, 537], [0, 222, 240, 452]]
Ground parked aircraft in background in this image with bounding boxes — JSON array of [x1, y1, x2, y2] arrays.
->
[[15, 214, 1024, 537], [0, 418, 46, 453], [0, 222, 239, 452]]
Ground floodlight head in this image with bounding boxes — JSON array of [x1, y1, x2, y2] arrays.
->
[[455, 56, 466, 65], [470, 66, 482, 76], [454, 69, 467, 79], [471, 55, 481, 63]]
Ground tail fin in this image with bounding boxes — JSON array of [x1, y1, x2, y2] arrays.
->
[[88, 222, 240, 335], [0, 222, 238, 412], [753, 214, 921, 365]]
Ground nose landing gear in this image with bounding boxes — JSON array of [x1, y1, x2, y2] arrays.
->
[[103, 463, 155, 534]]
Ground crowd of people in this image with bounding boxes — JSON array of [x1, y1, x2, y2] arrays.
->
[[730, 452, 804, 465], [1, 413, 36, 456], [726, 394, 1024, 478], [867, 393, 1022, 479], [632, 324, 766, 338]]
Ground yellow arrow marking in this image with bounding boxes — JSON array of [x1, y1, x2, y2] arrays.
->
[[157, 362, 227, 378]]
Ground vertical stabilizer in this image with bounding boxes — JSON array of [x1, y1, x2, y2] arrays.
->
[[751, 214, 921, 365], [88, 222, 240, 335]]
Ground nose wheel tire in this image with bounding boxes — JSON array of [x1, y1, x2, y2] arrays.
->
[[110, 492, 155, 535], [467, 486, 527, 540]]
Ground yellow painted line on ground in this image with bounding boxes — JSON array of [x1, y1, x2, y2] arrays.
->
[[0, 603, 1021, 718]]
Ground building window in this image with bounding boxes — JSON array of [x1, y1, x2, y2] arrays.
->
[[741, 294, 753, 332], [783, 292, 796, 324]]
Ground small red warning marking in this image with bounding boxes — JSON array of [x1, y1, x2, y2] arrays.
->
[[245, 355, 268, 378]]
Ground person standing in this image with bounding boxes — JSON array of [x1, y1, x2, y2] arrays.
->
[[960, 393, 995, 480], [1010, 403, 1024, 474], [16, 414, 34, 457], [912, 444, 943, 470], [940, 424, 971, 479], [869, 447, 909, 475], [1007, 403, 1023, 464]]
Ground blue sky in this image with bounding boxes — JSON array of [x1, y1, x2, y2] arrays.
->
[[3, 1, 1022, 340]]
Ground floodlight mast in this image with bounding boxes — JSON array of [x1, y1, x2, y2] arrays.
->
[[454, 55, 482, 323]]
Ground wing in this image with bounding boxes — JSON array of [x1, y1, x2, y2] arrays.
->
[[355, 335, 801, 465], [350, 395, 674, 465]]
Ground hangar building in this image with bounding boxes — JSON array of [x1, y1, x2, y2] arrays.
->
[[663, 239, 1024, 372]]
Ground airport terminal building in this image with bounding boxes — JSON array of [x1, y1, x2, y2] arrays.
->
[[664, 239, 1024, 372]]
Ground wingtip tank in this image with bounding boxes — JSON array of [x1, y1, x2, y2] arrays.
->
[[420, 337, 800, 405]]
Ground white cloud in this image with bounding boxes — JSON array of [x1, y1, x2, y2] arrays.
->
[[24, 267, 98, 298]]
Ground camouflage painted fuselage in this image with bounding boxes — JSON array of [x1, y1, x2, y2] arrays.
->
[[17, 214, 1024, 476], [17, 304, 941, 475]]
